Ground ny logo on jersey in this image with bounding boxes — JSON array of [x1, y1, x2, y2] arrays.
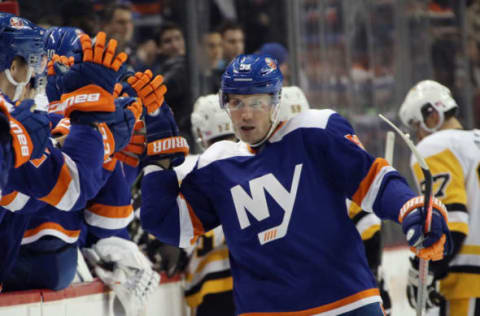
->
[[230, 164, 303, 245]]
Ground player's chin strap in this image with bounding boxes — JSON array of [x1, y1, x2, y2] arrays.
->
[[249, 104, 281, 148], [4, 67, 32, 102]]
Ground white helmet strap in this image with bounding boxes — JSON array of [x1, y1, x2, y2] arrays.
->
[[225, 104, 281, 148], [5, 67, 33, 102], [249, 105, 280, 148]]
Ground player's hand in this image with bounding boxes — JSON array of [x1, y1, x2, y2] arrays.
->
[[406, 256, 445, 310], [114, 119, 145, 167], [51, 117, 71, 137], [399, 196, 452, 261], [7, 100, 50, 168], [107, 97, 142, 153], [143, 104, 189, 168], [59, 32, 128, 118], [126, 70, 167, 114], [46, 54, 74, 107]]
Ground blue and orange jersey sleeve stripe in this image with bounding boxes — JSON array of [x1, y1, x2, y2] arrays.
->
[[22, 221, 81, 245], [239, 288, 381, 316]]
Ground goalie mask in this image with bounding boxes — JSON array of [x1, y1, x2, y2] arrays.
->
[[399, 80, 457, 133], [220, 54, 283, 147], [191, 94, 235, 150], [0, 13, 47, 101], [278, 86, 310, 121]]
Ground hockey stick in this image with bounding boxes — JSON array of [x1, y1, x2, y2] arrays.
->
[[378, 114, 433, 316], [384, 131, 395, 165]]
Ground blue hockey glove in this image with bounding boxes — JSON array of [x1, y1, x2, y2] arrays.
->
[[1, 99, 51, 168], [126, 70, 167, 114], [143, 104, 189, 168], [113, 119, 145, 167], [399, 196, 452, 261], [57, 32, 128, 118], [113, 70, 167, 115], [46, 54, 74, 105], [70, 96, 142, 154]]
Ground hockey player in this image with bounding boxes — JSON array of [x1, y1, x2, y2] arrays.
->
[[0, 14, 141, 290], [139, 54, 451, 315], [399, 80, 480, 316], [280, 85, 392, 315]]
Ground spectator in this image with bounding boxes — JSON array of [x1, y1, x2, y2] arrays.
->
[[258, 42, 309, 89], [204, 31, 225, 71], [132, 38, 158, 71], [100, 4, 134, 55], [199, 31, 226, 94], [218, 20, 245, 63], [258, 42, 289, 83], [153, 22, 192, 145], [60, 0, 98, 36]]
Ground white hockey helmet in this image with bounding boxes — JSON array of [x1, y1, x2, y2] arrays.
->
[[191, 94, 235, 149], [399, 80, 457, 133], [278, 86, 310, 121]]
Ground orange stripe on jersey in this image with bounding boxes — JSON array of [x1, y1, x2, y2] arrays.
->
[[179, 193, 205, 244], [23, 222, 80, 238], [103, 157, 117, 171], [0, 191, 18, 206], [240, 288, 380, 316], [88, 203, 133, 218], [39, 162, 72, 206], [352, 158, 389, 207]]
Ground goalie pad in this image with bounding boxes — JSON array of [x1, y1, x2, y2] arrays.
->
[[82, 237, 160, 316]]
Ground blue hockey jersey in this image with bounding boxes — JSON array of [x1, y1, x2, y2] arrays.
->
[[141, 109, 415, 315]]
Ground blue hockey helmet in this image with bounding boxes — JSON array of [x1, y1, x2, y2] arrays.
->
[[220, 54, 283, 109], [0, 13, 46, 74], [43, 26, 83, 60], [220, 54, 284, 147], [0, 13, 47, 101]]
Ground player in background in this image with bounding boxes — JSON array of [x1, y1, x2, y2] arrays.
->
[[139, 54, 452, 315], [399, 80, 480, 316], [182, 93, 237, 316]]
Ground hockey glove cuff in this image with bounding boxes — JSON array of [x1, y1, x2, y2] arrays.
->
[[399, 196, 452, 261], [143, 104, 189, 168], [114, 119, 146, 167], [9, 100, 50, 167]]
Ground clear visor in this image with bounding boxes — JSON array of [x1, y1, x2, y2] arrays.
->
[[27, 53, 47, 75], [226, 94, 273, 112]]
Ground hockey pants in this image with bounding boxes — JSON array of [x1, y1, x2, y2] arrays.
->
[[3, 236, 77, 291]]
